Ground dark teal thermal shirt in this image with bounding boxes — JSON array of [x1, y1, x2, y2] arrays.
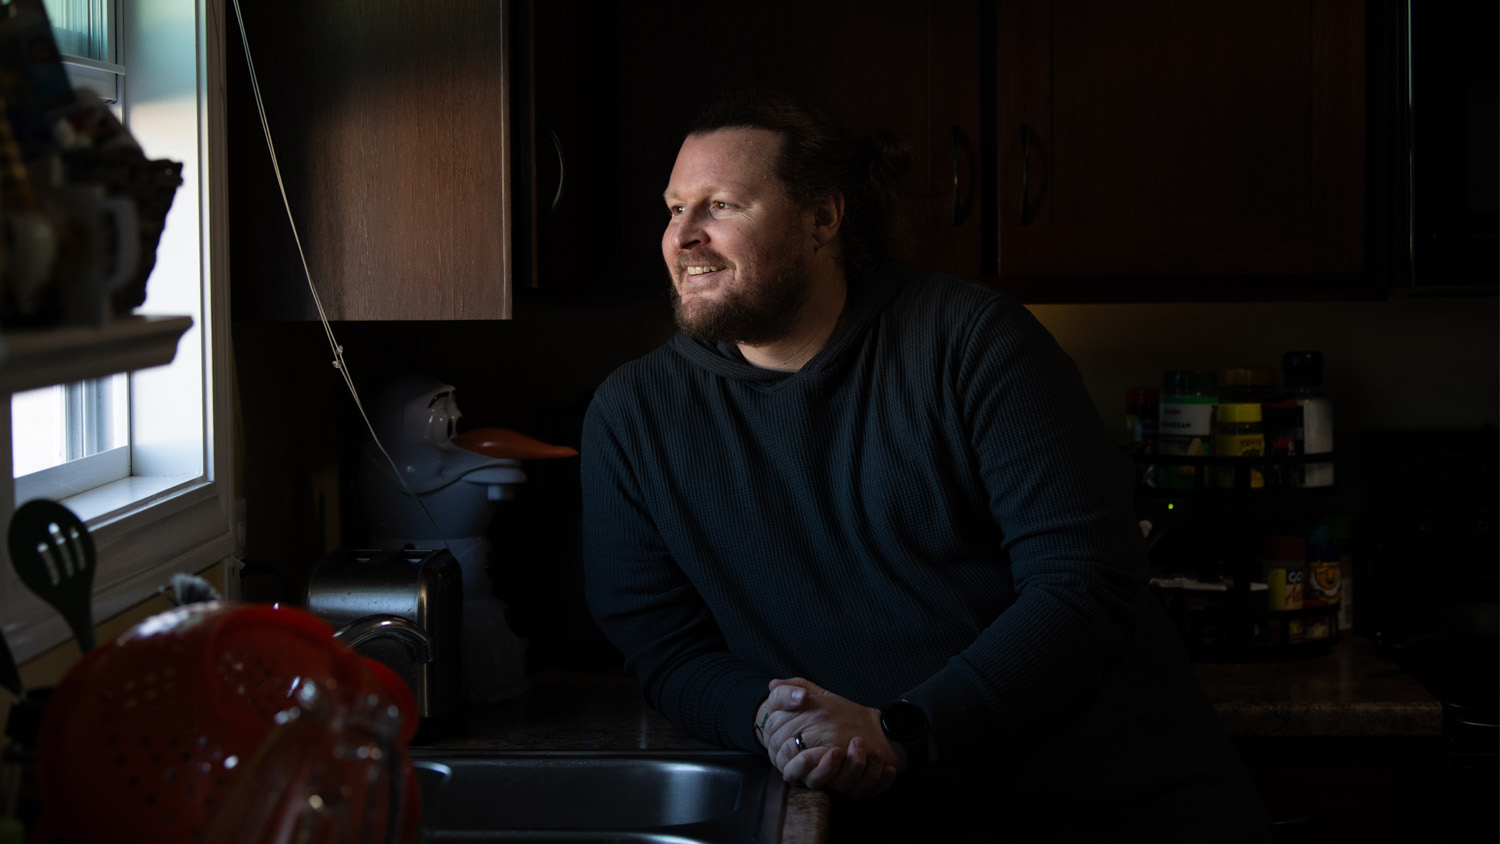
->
[[581, 264, 1265, 839]]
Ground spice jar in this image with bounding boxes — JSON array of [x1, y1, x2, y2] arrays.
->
[[1158, 370, 1217, 490], [1304, 522, 1343, 642], [1262, 534, 1306, 645], [1126, 387, 1160, 487], [1220, 366, 1276, 404], [1125, 387, 1160, 453], [1213, 403, 1265, 489], [1281, 351, 1334, 488]]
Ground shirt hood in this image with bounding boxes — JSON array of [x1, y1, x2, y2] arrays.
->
[[667, 261, 908, 383]]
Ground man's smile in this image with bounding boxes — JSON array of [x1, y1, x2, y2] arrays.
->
[[685, 265, 728, 276]]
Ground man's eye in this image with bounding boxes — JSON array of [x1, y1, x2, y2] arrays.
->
[[668, 205, 684, 217]]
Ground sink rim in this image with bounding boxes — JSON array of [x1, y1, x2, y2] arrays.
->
[[408, 747, 787, 843]]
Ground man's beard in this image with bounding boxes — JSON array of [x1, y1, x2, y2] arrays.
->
[[669, 248, 810, 347]]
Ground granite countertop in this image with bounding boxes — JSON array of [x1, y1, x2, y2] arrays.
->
[[420, 637, 1436, 843], [1191, 635, 1442, 737]]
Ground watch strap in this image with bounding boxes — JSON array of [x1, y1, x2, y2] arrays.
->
[[880, 699, 930, 773]]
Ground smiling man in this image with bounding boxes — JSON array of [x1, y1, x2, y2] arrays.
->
[[581, 90, 1268, 843], [663, 124, 851, 368]]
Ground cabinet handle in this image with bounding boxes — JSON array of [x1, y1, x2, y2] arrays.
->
[[545, 123, 567, 214], [949, 125, 971, 227], [1019, 123, 1034, 226]]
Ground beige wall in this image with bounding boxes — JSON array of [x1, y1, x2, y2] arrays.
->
[[1029, 293, 1499, 445]]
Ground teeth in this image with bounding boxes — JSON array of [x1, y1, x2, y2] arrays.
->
[[685, 266, 726, 276]]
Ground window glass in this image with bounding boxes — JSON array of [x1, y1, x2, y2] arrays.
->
[[11, 377, 127, 477], [42, 0, 112, 60]]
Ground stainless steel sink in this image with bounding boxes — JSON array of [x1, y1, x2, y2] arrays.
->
[[410, 749, 787, 843]]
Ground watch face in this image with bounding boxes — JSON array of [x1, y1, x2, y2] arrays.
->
[[882, 700, 927, 740]]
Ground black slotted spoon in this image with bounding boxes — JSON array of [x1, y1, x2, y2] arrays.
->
[[7, 500, 97, 652]]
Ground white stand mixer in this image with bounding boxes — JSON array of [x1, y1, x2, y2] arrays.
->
[[358, 375, 573, 703]]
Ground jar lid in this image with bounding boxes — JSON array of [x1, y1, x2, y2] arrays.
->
[[1216, 402, 1263, 423], [1261, 533, 1306, 562], [1282, 351, 1325, 389], [1221, 366, 1275, 387], [1162, 370, 1217, 394]]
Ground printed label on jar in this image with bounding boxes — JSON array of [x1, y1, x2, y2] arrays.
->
[[1306, 614, 1333, 641], [1305, 561, 1340, 606], [1267, 566, 1304, 611], [1159, 401, 1216, 441], [1213, 433, 1265, 488], [1158, 400, 1215, 488]]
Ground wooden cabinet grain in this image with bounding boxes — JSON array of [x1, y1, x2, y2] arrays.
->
[[994, 0, 1372, 302], [227, 0, 513, 321]]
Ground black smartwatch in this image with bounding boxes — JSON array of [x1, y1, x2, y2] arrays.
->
[[880, 699, 930, 773]]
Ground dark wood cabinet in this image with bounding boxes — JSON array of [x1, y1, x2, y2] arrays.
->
[[993, 0, 1372, 302], [227, 0, 513, 321], [514, 0, 983, 302], [227, 1, 1386, 316]]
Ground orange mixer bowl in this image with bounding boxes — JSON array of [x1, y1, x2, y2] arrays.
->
[[32, 601, 418, 844]]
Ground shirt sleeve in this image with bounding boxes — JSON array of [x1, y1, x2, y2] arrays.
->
[[904, 292, 1151, 767], [579, 391, 772, 753]]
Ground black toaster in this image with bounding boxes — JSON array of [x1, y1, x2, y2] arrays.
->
[[304, 547, 464, 727]]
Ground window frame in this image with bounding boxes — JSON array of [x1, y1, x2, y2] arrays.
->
[[46, 0, 125, 105], [0, 0, 234, 663]]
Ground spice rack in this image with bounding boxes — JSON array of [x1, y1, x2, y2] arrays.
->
[[1133, 452, 1342, 661]]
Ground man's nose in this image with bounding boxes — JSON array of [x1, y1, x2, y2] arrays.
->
[[670, 208, 707, 251]]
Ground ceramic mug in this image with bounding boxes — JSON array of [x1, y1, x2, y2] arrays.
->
[[53, 183, 139, 325], [2, 210, 59, 320]]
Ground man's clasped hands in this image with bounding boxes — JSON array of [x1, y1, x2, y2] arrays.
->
[[753, 677, 903, 798]]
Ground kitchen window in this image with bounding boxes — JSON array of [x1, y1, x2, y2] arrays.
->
[[11, 2, 126, 494], [2, 0, 234, 662]]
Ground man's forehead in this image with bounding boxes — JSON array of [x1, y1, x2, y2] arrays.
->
[[664, 128, 782, 197]]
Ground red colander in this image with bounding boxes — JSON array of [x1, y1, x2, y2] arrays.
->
[[31, 601, 419, 844]]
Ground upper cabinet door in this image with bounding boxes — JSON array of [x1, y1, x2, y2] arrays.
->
[[995, 0, 1367, 301], [519, 0, 982, 301], [228, 0, 513, 321]]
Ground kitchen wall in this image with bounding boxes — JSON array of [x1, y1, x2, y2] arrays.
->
[[1033, 292, 1498, 441], [5, 561, 229, 722], [1033, 290, 1498, 528]]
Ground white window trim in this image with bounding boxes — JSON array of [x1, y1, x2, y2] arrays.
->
[[0, 0, 234, 663], [61, 55, 124, 106], [14, 444, 129, 503]]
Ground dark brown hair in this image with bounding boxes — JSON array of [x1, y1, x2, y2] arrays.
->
[[685, 89, 913, 280]]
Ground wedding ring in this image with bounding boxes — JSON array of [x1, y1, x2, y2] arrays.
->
[[793, 733, 806, 751]]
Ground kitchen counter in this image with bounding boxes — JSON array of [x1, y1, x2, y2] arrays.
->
[[424, 670, 829, 844], [424, 637, 1436, 843], [1192, 635, 1442, 737]]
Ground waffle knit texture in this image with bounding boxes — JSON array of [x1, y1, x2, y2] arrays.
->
[[581, 264, 1267, 840]]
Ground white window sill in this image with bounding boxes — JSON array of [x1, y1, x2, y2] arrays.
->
[[63, 472, 200, 522]]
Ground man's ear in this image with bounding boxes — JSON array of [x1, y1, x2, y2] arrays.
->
[[812, 193, 845, 249]]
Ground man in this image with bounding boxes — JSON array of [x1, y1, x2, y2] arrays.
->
[[581, 90, 1268, 842]]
